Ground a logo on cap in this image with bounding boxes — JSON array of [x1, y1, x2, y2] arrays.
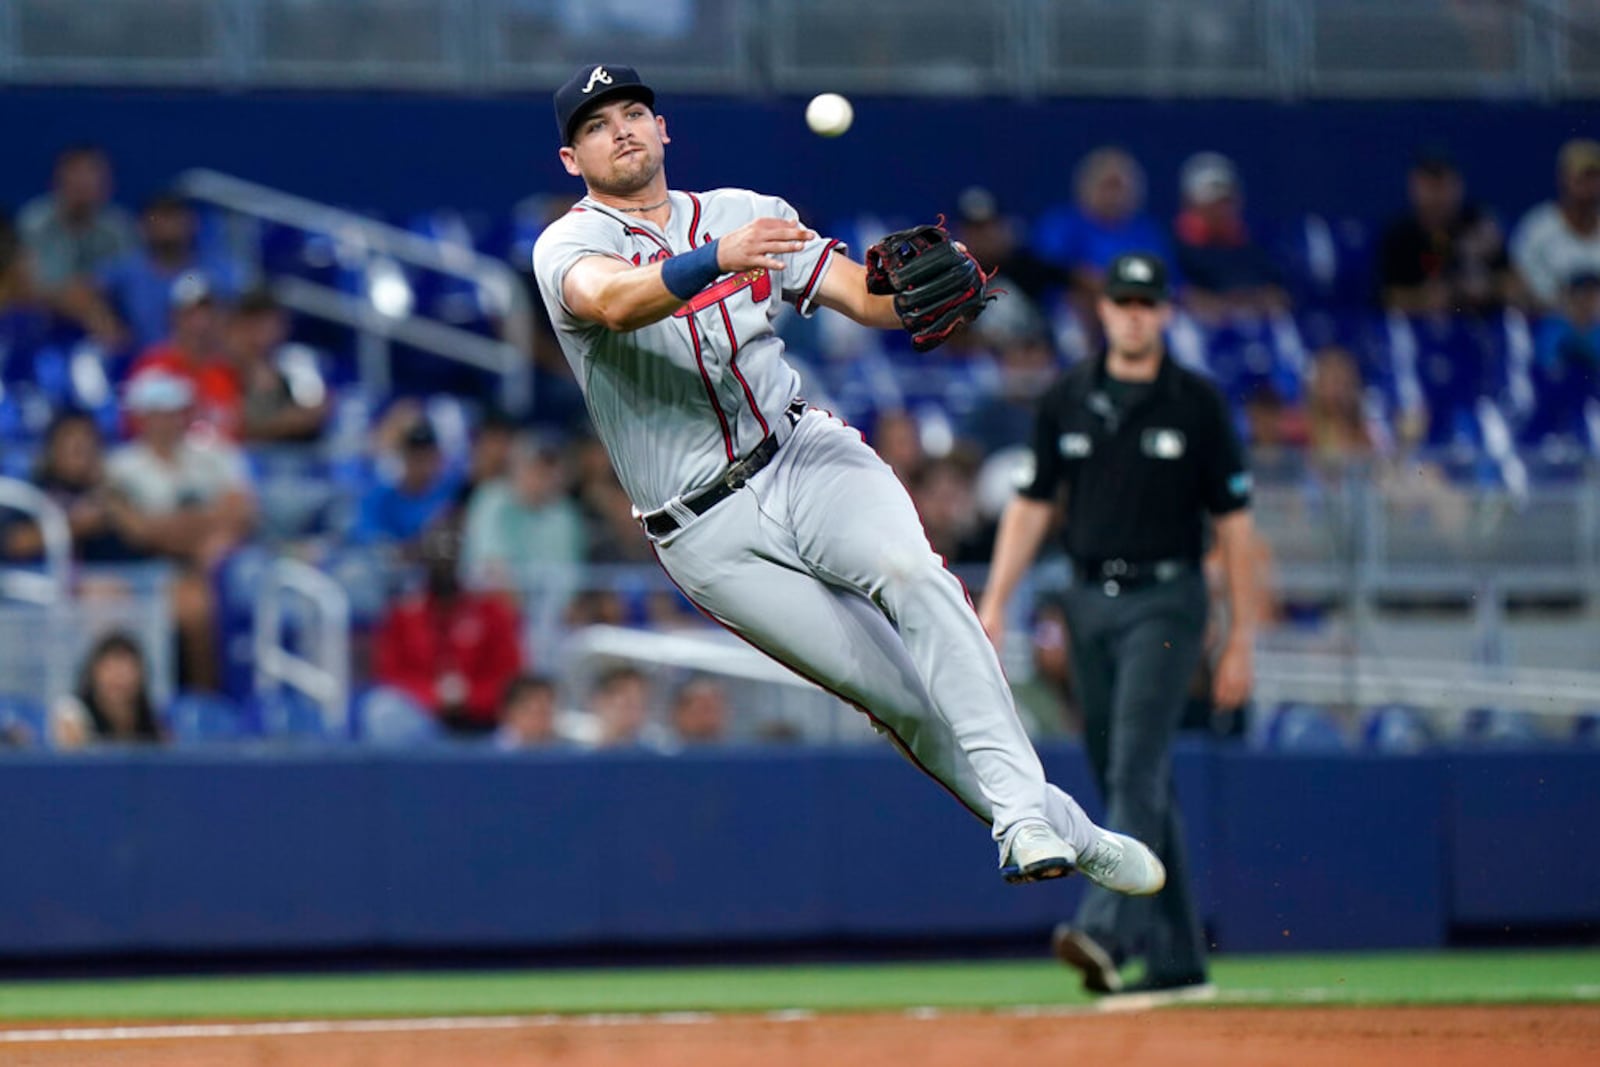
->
[[1122, 258, 1154, 283], [582, 66, 613, 94]]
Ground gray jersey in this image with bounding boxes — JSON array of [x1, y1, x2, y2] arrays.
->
[[532, 188, 844, 511]]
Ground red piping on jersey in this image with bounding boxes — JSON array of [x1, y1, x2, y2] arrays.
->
[[647, 543, 990, 828], [719, 302, 770, 438], [686, 316, 737, 462], [626, 225, 673, 258], [795, 239, 842, 310], [686, 192, 703, 248]]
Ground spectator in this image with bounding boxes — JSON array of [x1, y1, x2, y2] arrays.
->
[[1378, 147, 1510, 316], [372, 525, 523, 734], [1172, 152, 1288, 319], [462, 432, 586, 588], [910, 454, 991, 564], [1305, 346, 1377, 466], [98, 192, 244, 349], [49, 631, 165, 748], [1, 212, 38, 316], [870, 410, 925, 487], [583, 663, 667, 749], [1511, 139, 1600, 311], [225, 289, 330, 444], [572, 433, 651, 563], [668, 676, 730, 747], [1034, 147, 1173, 287], [1, 411, 144, 564], [952, 186, 1073, 311], [15, 146, 135, 346], [17, 146, 137, 295], [353, 416, 463, 549], [129, 274, 239, 439], [105, 373, 255, 690], [493, 674, 564, 750], [455, 410, 519, 510], [961, 334, 1061, 455]]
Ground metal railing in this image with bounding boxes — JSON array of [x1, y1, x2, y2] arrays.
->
[[0, 476, 71, 605], [174, 168, 534, 413], [253, 556, 352, 736], [0, 0, 1595, 99]]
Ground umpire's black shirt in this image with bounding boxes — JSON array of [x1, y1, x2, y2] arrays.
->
[[1021, 349, 1251, 564]]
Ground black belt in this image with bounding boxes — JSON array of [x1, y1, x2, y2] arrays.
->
[[1072, 557, 1197, 595], [642, 400, 805, 537]]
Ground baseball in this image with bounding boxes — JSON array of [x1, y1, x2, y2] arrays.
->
[[806, 93, 853, 137]]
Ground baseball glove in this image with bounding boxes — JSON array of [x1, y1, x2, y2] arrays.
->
[[865, 222, 995, 353]]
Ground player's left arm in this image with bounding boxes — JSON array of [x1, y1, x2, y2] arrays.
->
[[811, 254, 902, 329], [1202, 385, 1259, 710]]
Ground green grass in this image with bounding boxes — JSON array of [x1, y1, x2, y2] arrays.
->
[[0, 950, 1595, 1022]]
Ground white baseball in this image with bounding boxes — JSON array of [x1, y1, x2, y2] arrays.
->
[[806, 93, 853, 138]]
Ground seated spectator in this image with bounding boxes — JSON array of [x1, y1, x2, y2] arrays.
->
[[225, 289, 330, 444], [105, 373, 256, 690], [668, 675, 730, 747], [372, 526, 523, 735], [1378, 147, 1510, 316], [493, 674, 564, 750], [870, 409, 925, 487], [16, 145, 134, 346], [1, 411, 145, 564], [572, 433, 651, 563], [1173, 152, 1289, 319], [454, 409, 518, 511], [1511, 139, 1600, 312], [130, 274, 240, 439], [1305, 347, 1377, 467], [463, 433, 585, 588], [952, 186, 1072, 312], [1034, 147, 1173, 288], [583, 663, 669, 749], [1529, 271, 1600, 440], [98, 192, 245, 350], [105, 373, 256, 569], [353, 416, 463, 549], [910, 454, 991, 564], [1, 212, 39, 316], [960, 333, 1060, 455], [49, 631, 165, 748]]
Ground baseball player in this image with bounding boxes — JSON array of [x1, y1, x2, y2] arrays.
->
[[531, 63, 1164, 894]]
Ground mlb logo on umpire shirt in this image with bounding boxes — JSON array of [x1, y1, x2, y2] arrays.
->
[[1141, 428, 1186, 459]]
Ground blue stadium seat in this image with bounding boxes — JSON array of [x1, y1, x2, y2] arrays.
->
[[1256, 702, 1348, 752], [353, 686, 443, 747], [165, 691, 255, 745], [252, 688, 339, 742], [1458, 706, 1545, 748], [1360, 703, 1435, 753], [1275, 214, 1376, 313], [0, 693, 48, 748]]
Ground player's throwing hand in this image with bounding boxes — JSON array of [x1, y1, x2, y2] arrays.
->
[[717, 218, 817, 273]]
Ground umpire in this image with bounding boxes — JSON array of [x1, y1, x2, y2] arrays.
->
[[978, 251, 1258, 999]]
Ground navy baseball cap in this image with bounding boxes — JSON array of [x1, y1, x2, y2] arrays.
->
[[1103, 252, 1170, 303], [554, 63, 656, 146]]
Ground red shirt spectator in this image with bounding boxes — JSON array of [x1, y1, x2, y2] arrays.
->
[[129, 273, 243, 439], [373, 529, 524, 732]]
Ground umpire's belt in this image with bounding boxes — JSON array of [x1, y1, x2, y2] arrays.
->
[[1072, 557, 1196, 596], [641, 399, 806, 538]]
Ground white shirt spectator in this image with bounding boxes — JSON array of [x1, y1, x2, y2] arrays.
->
[[107, 434, 251, 515], [1510, 202, 1600, 307]]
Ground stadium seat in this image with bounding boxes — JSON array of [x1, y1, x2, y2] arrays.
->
[[1360, 703, 1435, 754], [353, 686, 444, 747], [165, 691, 255, 745], [1458, 706, 1545, 748], [1255, 702, 1348, 753], [252, 688, 339, 742], [0, 693, 48, 748]]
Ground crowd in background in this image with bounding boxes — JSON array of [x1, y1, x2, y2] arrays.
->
[[2, 134, 1599, 749]]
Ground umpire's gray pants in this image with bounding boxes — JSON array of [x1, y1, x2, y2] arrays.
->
[[1063, 571, 1209, 981]]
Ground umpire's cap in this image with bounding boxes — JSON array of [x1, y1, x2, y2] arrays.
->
[[1103, 252, 1170, 303], [555, 64, 656, 146]]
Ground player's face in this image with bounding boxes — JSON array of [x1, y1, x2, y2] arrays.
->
[[1098, 296, 1172, 360], [559, 99, 670, 197]]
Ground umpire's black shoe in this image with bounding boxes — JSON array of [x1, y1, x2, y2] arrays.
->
[[1050, 925, 1123, 994]]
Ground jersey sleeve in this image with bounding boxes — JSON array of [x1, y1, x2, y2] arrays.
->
[[1019, 389, 1064, 502], [1199, 382, 1252, 516], [762, 195, 847, 318], [531, 210, 631, 325]]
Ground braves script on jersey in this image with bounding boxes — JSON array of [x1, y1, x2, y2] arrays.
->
[[533, 188, 840, 511]]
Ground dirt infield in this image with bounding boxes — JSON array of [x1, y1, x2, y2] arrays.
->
[[4, 1005, 1598, 1067]]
